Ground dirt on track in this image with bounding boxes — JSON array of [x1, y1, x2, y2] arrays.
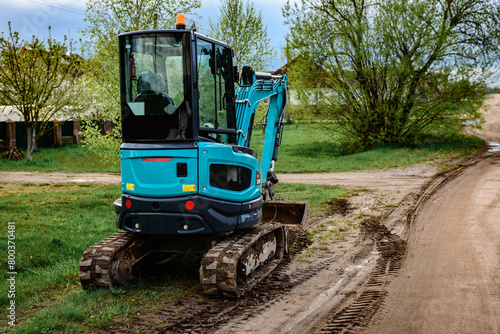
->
[[2, 96, 500, 333]]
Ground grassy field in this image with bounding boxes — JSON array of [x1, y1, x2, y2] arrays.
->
[[0, 124, 484, 174], [0, 145, 118, 173], [251, 123, 484, 173], [0, 182, 347, 333], [0, 123, 484, 332]]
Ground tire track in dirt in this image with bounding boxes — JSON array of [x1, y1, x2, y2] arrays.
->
[[213, 162, 441, 334], [309, 154, 483, 334], [364, 152, 500, 334]]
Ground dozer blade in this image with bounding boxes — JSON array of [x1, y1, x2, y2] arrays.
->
[[262, 201, 309, 226]]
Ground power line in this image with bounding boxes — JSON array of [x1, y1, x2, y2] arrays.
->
[[25, 0, 86, 15]]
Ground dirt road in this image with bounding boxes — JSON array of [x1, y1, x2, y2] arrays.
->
[[366, 152, 500, 334], [363, 97, 500, 333]]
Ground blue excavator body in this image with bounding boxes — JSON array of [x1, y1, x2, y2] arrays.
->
[[113, 25, 294, 236]]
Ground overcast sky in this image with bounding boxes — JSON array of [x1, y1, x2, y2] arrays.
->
[[3, 0, 497, 86], [0, 0, 291, 70]]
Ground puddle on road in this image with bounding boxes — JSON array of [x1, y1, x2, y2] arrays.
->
[[488, 142, 500, 152]]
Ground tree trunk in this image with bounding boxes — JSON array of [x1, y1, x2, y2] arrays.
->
[[33, 131, 38, 153], [26, 125, 36, 161]]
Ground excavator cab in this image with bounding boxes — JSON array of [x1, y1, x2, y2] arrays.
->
[[120, 30, 236, 143]]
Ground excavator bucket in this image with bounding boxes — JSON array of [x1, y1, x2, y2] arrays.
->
[[262, 201, 309, 226]]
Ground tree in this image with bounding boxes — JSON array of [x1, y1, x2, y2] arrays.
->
[[283, 0, 500, 148], [80, 0, 202, 165], [209, 0, 276, 72], [0, 24, 81, 161]]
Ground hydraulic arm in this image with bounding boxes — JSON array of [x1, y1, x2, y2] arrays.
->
[[235, 66, 288, 188]]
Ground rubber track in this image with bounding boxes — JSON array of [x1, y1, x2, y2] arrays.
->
[[153, 256, 337, 334], [79, 231, 137, 289], [200, 223, 284, 298], [97, 230, 332, 333]]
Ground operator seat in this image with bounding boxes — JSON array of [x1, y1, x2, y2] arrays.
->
[[131, 71, 179, 139], [135, 71, 175, 116]]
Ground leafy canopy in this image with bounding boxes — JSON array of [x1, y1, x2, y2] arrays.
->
[[209, 0, 276, 72], [283, 0, 500, 148], [0, 23, 81, 160], [81, 0, 202, 119], [80, 0, 201, 165]]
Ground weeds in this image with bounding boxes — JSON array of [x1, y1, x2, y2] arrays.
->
[[306, 219, 350, 245]]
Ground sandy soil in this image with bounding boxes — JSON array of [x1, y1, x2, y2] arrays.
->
[[2, 96, 500, 333], [367, 150, 500, 334], [216, 95, 500, 334], [363, 95, 500, 334]]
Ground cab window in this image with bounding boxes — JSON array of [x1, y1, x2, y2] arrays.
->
[[121, 32, 192, 141], [197, 38, 236, 143]]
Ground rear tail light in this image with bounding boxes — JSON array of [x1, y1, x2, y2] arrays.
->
[[185, 200, 195, 210], [142, 158, 172, 162]]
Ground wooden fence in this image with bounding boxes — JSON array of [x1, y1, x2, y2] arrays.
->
[[0, 120, 114, 150]]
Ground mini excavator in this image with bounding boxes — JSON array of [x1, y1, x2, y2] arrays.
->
[[80, 14, 308, 298]]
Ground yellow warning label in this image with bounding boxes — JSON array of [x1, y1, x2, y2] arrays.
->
[[126, 183, 135, 191], [183, 184, 195, 192]]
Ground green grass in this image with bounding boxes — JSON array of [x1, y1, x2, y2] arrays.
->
[[0, 184, 118, 331], [0, 183, 203, 333], [307, 221, 350, 244], [0, 144, 119, 173], [272, 183, 351, 215], [0, 182, 342, 333], [250, 124, 484, 173], [1, 124, 484, 174]]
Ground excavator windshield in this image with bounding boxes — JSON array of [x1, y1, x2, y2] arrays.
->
[[120, 32, 193, 141]]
